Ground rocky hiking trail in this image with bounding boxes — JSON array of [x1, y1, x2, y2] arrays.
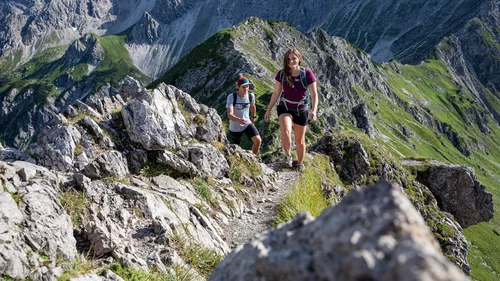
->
[[220, 164, 300, 249]]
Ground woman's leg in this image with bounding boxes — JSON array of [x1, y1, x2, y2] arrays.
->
[[279, 114, 293, 156], [293, 123, 307, 163]]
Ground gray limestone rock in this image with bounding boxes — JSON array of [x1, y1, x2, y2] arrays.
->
[[182, 143, 229, 179], [157, 150, 200, 177], [310, 134, 370, 184], [122, 84, 191, 150], [208, 181, 468, 281], [82, 151, 129, 179], [352, 103, 375, 137], [82, 116, 114, 148], [35, 117, 82, 172], [0, 148, 33, 163], [20, 180, 77, 260], [0, 190, 29, 279]]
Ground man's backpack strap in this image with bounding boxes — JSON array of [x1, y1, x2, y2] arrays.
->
[[232, 92, 253, 107]]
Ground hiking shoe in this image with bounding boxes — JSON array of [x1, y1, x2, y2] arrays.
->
[[293, 161, 305, 171], [285, 154, 293, 168]]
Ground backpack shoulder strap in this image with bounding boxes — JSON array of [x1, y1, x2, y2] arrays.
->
[[300, 67, 308, 91], [233, 92, 254, 106], [300, 67, 310, 104]]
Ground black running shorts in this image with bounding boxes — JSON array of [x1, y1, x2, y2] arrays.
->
[[229, 124, 260, 145], [277, 105, 309, 126]]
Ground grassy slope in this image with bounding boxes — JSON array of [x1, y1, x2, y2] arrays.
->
[[372, 60, 500, 280], [0, 34, 148, 103], [0, 34, 148, 144]]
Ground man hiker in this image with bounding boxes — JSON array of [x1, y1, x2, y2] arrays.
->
[[226, 77, 262, 155]]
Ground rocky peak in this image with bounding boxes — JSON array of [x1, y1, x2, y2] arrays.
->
[[63, 33, 104, 66], [127, 11, 162, 44], [0, 0, 489, 74]]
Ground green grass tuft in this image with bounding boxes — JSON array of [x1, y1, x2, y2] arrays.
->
[[59, 189, 88, 228], [272, 154, 340, 226]]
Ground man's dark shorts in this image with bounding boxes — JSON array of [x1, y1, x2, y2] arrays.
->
[[230, 124, 260, 145], [277, 105, 309, 126]]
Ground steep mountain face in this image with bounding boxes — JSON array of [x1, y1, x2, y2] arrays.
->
[[153, 17, 498, 159], [321, 0, 485, 63], [436, 0, 500, 124], [0, 33, 148, 148], [0, 77, 489, 279], [0, 14, 499, 280], [0, 0, 488, 77], [0, 0, 113, 65]]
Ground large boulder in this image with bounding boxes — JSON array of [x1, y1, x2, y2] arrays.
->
[[122, 83, 192, 150], [182, 144, 229, 179], [121, 83, 224, 151], [310, 134, 370, 185], [419, 164, 494, 228], [208, 181, 467, 281]]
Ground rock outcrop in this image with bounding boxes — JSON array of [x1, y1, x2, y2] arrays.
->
[[122, 83, 223, 151], [208, 181, 468, 281], [418, 164, 494, 228], [1, 80, 276, 280], [0, 160, 75, 280], [310, 134, 476, 273]]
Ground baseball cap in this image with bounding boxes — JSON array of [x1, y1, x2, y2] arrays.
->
[[237, 77, 252, 87]]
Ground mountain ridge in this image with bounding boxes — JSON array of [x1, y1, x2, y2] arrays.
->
[[0, 0, 490, 74]]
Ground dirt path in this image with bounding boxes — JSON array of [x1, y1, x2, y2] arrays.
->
[[220, 166, 299, 249]]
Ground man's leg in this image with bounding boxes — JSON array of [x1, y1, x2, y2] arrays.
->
[[244, 125, 261, 155]]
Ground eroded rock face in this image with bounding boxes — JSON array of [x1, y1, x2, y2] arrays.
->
[[122, 83, 224, 151], [34, 115, 82, 172], [209, 181, 468, 281], [121, 84, 192, 150], [420, 164, 494, 228], [82, 150, 130, 179], [0, 160, 76, 280], [310, 134, 370, 185]]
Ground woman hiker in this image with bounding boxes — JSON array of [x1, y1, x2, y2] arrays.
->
[[264, 48, 318, 170]]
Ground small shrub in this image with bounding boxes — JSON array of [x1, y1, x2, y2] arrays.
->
[[193, 203, 208, 216], [140, 161, 178, 178], [74, 143, 84, 156], [107, 262, 187, 281]]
